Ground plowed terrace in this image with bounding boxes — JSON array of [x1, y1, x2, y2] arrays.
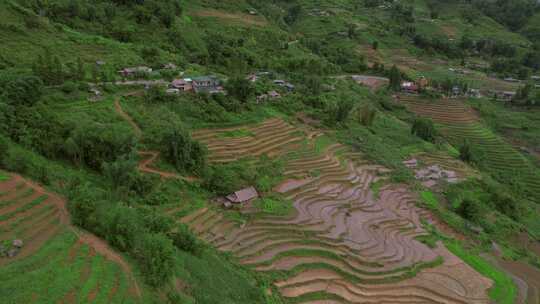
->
[[0, 173, 140, 303], [182, 119, 493, 303]]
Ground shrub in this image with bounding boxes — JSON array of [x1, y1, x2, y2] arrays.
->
[[170, 224, 200, 255], [0, 136, 7, 166], [456, 198, 482, 223], [160, 125, 207, 175], [4, 76, 43, 107], [358, 105, 377, 127], [137, 233, 176, 287], [411, 118, 437, 142], [459, 140, 473, 163]]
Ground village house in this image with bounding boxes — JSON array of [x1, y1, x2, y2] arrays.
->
[[417, 76, 429, 89], [166, 88, 180, 95], [503, 77, 520, 83], [268, 90, 281, 99], [247, 74, 258, 82], [192, 76, 223, 94], [273, 79, 295, 92], [257, 90, 281, 103], [531, 75, 540, 82], [491, 90, 516, 101], [170, 78, 193, 92], [162, 63, 177, 70], [118, 66, 153, 78], [401, 81, 418, 94], [220, 186, 259, 208], [88, 88, 102, 101], [468, 89, 482, 98], [451, 85, 461, 98]]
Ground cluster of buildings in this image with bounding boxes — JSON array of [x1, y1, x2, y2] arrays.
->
[[400, 76, 429, 94], [167, 76, 224, 95]]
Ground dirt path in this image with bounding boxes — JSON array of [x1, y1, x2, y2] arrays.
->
[[114, 97, 198, 182], [9, 175, 143, 299], [114, 98, 142, 138]]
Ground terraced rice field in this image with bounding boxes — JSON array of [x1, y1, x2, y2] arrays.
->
[[181, 119, 494, 303], [0, 174, 140, 303], [401, 96, 540, 202], [192, 118, 305, 163]]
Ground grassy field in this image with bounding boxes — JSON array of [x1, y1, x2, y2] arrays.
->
[[0, 231, 140, 304]]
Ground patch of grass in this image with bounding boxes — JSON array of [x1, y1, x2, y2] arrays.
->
[[314, 135, 333, 153], [420, 191, 439, 209], [370, 179, 387, 200], [255, 195, 293, 216], [0, 171, 9, 182], [445, 240, 517, 304]]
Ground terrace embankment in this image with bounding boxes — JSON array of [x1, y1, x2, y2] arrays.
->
[[177, 119, 494, 303]]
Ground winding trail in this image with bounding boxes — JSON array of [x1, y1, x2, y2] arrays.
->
[[114, 96, 197, 182]]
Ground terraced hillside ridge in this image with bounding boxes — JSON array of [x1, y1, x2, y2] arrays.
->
[[176, 133, 493, 303], [192, 118, 305, 163], [401, 96, 540, 202], [0, 173, 141, 303]]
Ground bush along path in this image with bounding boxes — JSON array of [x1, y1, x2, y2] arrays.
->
[[0, 173, 142, 303], [174, 119, 496, 303], [114, 96, 197, 182]]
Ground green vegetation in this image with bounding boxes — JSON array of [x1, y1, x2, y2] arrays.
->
[[255, 195, 293, 216], [445, 241, 517, 304], [0, 231, 142, 304], [0, 0, 539, 302]]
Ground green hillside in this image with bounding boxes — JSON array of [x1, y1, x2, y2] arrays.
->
[[0, 0, 539, 303]]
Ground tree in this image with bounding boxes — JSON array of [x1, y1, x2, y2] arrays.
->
[[347, 23, 356, 39], [170, 224, 200, 255], [102, 153, 138, 190], [459, 140, 474, 163], [160, 125, 207, 175], [76, 57, 85, 81], [388, 65, 402, 91], [4, 76, 43, 107], [456, 198, 482, 222], [285, 5, 302, 25], [357, 105, 377, 127], [372, 40, 379, 50], [225, 77, 254, 103], [411, 118, 437, 142], [0, 135, 8, 166], [103, 205, 143, 251], [137, 233, 176, 287]]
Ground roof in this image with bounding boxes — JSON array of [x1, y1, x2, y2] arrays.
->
[[268, 90, 281, 97], [120, 66, 152, 73], [226, 187, 258, 204], [171, 79, 189, 86], [193, 76, 218, 82]]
